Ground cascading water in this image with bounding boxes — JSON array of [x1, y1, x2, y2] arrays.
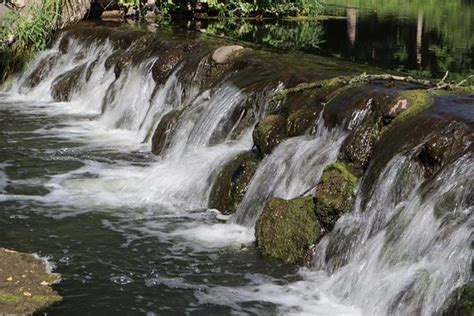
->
[[0, 24, 471, 315], [232, 116, 344, 227]]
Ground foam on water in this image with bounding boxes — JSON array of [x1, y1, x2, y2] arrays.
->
[[0, 163, 9, 192]]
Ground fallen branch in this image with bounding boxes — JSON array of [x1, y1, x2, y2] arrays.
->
[[271, 72, 473, 103]]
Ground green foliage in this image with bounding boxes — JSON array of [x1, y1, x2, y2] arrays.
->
[[0, 0, 64, 81], [118, 0, 140, 7], [204, 19, 324, 51], [155, 0, 322, 17]]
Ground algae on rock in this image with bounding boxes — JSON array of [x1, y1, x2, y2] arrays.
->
[[0, 248, 61, 315], [255, 196, 320, 264], [314, 162, 358, 232], [253, 114, 288, 156]]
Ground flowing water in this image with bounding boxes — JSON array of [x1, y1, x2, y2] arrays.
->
[[0, 21, 472, 315]]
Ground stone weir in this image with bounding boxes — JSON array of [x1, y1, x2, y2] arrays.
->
[[11, 21, 473, 315]]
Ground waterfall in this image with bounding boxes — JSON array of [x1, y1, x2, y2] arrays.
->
[[1, 26, 471, 315], [232, 117, 347, 227], [5, 33, 256, 212], [310, 152, 473, 315], [198, 153, 472, 315]]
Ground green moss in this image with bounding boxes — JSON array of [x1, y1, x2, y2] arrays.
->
[[32, 294, 61, 304], [255, 196, 320, 264], [0, 293, 23, 303], [391, 90, 432, 124], [314, 162, 358, 231], [253, 114, 288, 155], [325, 162, 358, 188]]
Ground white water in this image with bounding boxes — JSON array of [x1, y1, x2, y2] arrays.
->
[[1, 31, 471, 315], [204, 153, 473, 315], [233, 116, 347, 227]]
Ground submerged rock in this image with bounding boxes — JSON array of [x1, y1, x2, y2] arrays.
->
[[51, 64, 86, 102], [440, 282, 474, 316], [151, 110, 181, 156], [0, 248, 61, 315], [253, 114, 288, 156], [255, 196, 320, 264], [152, 42, 200, 84], [22, 52, 61, 89], [208, 151, 260, 214], [314, 162, 358, 232]]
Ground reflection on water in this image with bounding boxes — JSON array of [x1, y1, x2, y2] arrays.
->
[[191, 0, 473, 79]]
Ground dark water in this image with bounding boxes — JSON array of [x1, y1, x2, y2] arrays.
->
[[190, 1, 474, 79]]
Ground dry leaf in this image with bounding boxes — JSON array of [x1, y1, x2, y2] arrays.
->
[[23, 291, 32, 297]]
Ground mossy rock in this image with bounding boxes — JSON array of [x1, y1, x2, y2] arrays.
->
[[151, 110, 181, 156], [341, 120, 382, 172], [286, 106, 320, 137], [51, 64, 86, 102], [152, 42, 200, 84], [208, 151, 260, 214], [253, 114, 288, 156], [314, 162, 358, 232], [0, 248, 61, 315], [440, 282, 474, 316], [255, 196, 320, 264], [390, 90, 432, 125]]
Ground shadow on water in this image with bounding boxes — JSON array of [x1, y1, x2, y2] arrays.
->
[[185, 0, 473, 79]]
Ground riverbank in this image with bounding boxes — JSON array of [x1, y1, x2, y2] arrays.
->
[[0, 248, 61, 314]]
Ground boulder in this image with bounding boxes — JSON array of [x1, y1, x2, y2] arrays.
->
[[253, 114, 288, 156], [51, 64, 86, 102], [286, 106, 321, 137], [416, 121, 472, 177], [152, 43, 199, 84], [208, 151, 260, 214], [255, 196, 320, 264], [314, 162, 358, 232], [151, 110, 181, 156], [0, 248, 61, 315], [211, 45, 244, 64]]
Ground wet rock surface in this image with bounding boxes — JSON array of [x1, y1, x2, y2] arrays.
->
[[151, 110, 182, 156], [256, 196, 320, 264], [0, 248, 61, 315], [22, 52, 61, 90], [253, 114, 288, 156], [314, 162, 358, 233], [51, 64, 86, 102], [211, 45, 244, 64], [208, 151, 260, 214]]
